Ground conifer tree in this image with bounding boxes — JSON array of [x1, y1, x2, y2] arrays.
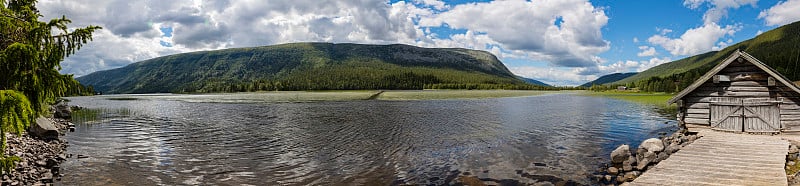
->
[[0, 0, 100, 173]]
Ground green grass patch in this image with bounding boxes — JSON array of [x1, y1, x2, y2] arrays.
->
[[377, 90, 552, 100], [582, 90, 678, 117]]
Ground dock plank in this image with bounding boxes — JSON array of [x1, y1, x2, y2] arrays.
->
[[630, 131, 789, 186]]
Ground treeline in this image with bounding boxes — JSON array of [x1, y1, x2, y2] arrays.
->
[[587, 66, 708, 93], [173, 71, 561, 93]]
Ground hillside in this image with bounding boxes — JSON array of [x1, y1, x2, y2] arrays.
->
[[580, 72, 637, 87], [518, 76, 551, 87], [612, 21, 800, 86], [77, 42, 549, 93]]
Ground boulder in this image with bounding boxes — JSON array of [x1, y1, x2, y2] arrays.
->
[[791, 145, 799, 154], [639, 138, 665, 153], [611, 145, 631, 164], [53, 104, 71, 119], [688, 135, 698, 142], [29, 117, 59, 140], [604, 175, 613, 182], [636, 151, 656, 171], [622, 156, 636, 172], [624, 171, 638, 181], [608, 167, 619, 175], [655, 152, 668, 163], [666, 143, 681, 154]]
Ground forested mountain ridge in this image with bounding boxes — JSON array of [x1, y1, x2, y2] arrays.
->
[[77, 42, 551, 93], [596, 21, 800, 92], [579, 72, 636, 87]]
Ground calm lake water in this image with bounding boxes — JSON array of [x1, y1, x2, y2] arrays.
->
[[58, 93, 675, 185]]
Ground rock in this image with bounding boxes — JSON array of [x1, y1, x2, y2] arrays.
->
[[608, 167, 619, 175], [533, 181, 554, 186], [622, 163, 633, 172], [622, 156, 636, 172], [616, 174, 628, 183], [655, 152, 668, 163], [624, 171, 638, 181], [791, 145, 799, 154], [666, 143, 681, 154], [40, 172, 53, 183], [53, 104, 71, 119], [639, 138, 665, 153], [636, 151, 656, 171], [688, 135, 697, 142], [604, 175, 613, 182], [611, 145, 631, 164], [29, 117, 59, 140], [789, 154, 798, 161], [788, 161, 796, 166]]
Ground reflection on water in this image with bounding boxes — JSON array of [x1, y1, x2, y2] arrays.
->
[[60, 93, 675, 185]]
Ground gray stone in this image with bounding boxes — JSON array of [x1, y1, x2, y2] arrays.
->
[[688, 135, 698, 142], [29, 117, 59, 140], [639, 138, 665, 152], [666, 143, 681, 154], [636, 151, 656, 170], [655, 152, 668, 163], [617, 174, 628, 183], [622, 156, 636, 172], [623, 171, 638, 182], [788, 161, 796, 166], [605, 175, 613, 182], [608, 167, 619, 175], [791, 145, 799, 154], [53, 104, 71, 119], [611, 145, 631, 164], [789, 153, 798, 161]]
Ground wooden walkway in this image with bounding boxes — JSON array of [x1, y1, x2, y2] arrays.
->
[[631, 130, 789, 186]]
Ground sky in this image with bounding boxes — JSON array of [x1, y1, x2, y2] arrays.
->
[[37, 0, 800, 86]]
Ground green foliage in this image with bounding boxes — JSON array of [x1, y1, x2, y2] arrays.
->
[[78, 42, 555, 93], [0, 90, 32, 173], [0, 0, 100, 173]]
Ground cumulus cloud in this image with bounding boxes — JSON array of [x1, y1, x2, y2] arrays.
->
[[759, 0, 800, 26], [418, 0, 610, 67], [637, 46, 657, 57], [648, 22, 738, 56]]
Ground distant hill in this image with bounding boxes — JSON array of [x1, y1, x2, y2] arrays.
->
[[612, 21, 800, 86], [77, 42, 550, 94], [580, 72, 637, 87], [517, 76, 551, 87]]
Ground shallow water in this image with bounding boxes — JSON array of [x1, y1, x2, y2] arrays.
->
[[59, 93, 675, 185]]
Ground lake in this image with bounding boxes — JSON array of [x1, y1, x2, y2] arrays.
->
[[59, 92, 676, 185]]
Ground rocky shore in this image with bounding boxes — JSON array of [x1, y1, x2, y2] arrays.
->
[[597, 129, 700, 185], [1, 103, 76, 185], [786, 140, 800, 185]]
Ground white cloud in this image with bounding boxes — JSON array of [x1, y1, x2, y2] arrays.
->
[[633, 37, 639, 43], [414, 0, 448, 10], [759, 0, 800, 26], [637, 46, 657, 57], [510, 66, 597, 86], [683, 0, 757, 24], [756, 30, 764, 36], [417, 0, 610, 67], [648, 22, 738, 56]]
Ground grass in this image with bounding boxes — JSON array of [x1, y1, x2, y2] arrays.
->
[[377, 90, 553, 100], [581, 90, 678, 116]]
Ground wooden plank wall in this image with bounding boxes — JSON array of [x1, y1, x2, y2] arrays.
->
[[679, 61, 800, 131]]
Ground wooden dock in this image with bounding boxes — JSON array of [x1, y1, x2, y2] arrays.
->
[[631, 130, 789, 186]]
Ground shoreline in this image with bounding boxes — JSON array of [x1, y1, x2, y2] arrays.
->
[[596, 129, 701, 185], [1, 106, 75, 185]]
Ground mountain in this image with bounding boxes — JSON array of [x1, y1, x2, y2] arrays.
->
[[517, 76, 551, 87], [77, 42, 548, 94], [611, 21, 800, 86], [580, 72, 637, 87]]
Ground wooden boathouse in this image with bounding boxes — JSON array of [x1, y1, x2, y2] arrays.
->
[[667, 50, 800, 133]]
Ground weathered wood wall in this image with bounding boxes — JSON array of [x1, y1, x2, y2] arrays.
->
[[679, 60, 800, 131]]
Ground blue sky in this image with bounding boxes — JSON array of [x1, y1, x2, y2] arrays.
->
[[39, 0, 800, 86]]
